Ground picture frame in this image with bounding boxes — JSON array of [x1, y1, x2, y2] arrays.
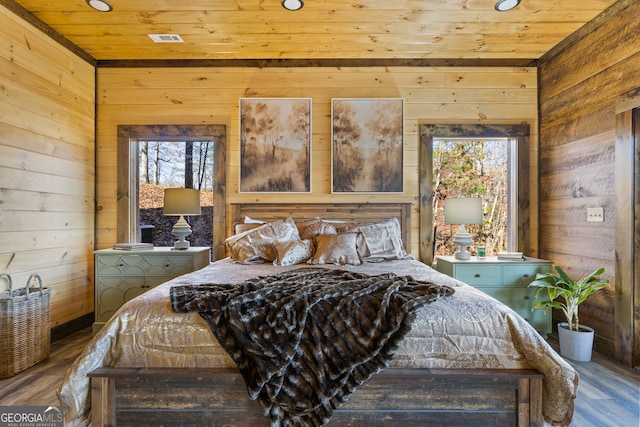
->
[[239, 98, 312, 193], [331, 98, 404, 193]]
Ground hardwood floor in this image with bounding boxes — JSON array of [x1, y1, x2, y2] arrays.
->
[[1, 328, 638, 426], [0, 327, 91, 407], [553, 345, 640, 427]]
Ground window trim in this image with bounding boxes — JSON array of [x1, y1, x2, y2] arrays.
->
[[117, 124, 227, 260], [419, 124, 531, 265]]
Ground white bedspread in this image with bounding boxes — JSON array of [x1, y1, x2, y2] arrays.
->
[[58, 257, 577, 426]]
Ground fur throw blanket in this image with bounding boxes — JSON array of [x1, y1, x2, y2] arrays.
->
[[170, 267, 454, 426]]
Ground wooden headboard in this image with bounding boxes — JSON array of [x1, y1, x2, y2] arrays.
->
[[230, 203, 411, 250]]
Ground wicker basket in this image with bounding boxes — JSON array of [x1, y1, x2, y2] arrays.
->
[[0, 273, 51, 378]]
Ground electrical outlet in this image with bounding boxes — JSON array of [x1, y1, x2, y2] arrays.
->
[[587, 207, 604, 222]]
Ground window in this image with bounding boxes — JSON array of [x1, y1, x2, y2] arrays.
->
[[137, 140, 214, 247], [432, 138, 518, 257], [117, 125, 227, 259], [419, 124, 531, 265]]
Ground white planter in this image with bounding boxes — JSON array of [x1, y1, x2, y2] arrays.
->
[[557, 322, 594, 362]]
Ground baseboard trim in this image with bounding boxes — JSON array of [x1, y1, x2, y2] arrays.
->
[[51, 312, 94, 343]]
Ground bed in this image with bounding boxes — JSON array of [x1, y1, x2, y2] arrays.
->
[[58, 203, 578, 427]]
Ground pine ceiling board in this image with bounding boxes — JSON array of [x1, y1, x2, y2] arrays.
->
[[64, 41, 558, 60], [47, 22, 587, 37], [28, 10, 616, 25], [13, 0, 616, 12], [8, 0, 619, 61]]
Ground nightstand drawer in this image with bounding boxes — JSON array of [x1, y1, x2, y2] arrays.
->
[[481, 286, 538, 308], [97, 254, 194, 276], [513, 307, 551, 332], [502, 265, 548, 287], [95, 276, 170, 322], [454, 265, 502, 286]]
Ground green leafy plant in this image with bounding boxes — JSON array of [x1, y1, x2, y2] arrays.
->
[[528, 265, 610, 332]]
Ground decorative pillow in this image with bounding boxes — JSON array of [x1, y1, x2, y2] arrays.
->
[[308, 233, 362, 266], [345, 217, 409, 261], [322, 220, 358, 233], [272, 239, 313, 267], [297, 217, 338, 240], [225, 218, 300, 264], [244, 215, 266, 224]]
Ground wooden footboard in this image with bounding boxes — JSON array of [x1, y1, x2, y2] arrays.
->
[[89, 367, 544, 427]]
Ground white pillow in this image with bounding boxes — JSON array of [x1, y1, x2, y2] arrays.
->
[[244, 215, 266, 224]]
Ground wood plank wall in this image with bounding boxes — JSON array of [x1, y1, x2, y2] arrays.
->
[[0, 6, 96, 329], [538, 0, 640, 361], [95, 66, 539, 260]]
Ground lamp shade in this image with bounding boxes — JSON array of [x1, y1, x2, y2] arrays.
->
[[444, 197, 483, 225], [163, 188, 201, 216]]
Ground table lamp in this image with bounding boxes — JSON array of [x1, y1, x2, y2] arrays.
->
[[163, 188, 201, 250], [444, 197, 483, 260]]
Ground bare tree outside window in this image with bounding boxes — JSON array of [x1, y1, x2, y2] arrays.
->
[[138, 140, 214, 247], [433, 138, 512, 257]]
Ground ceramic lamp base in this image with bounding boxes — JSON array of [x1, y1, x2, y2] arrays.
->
[[452, 224, 473, 260], [171, 215, 192, 250]]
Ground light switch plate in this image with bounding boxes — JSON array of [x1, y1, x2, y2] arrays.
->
[[587, 207, 604, 222]]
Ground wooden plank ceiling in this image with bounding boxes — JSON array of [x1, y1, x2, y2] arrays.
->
[[8, 0, 619, 62]]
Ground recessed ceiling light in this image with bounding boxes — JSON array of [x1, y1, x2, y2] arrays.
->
[[86, 0, 113, 12], [495, 0, 520, 11], [282, 0, 304, 11]]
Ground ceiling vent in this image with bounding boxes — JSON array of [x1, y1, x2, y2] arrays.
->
[[148, 34, 184, 43]]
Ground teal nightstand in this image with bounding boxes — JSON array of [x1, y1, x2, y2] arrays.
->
[[435, 255, 552, 336]]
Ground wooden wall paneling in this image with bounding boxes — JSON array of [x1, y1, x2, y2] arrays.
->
[[539, 108, 616, 149], [539, 197, 615, 232], [537, 0, 640, 101], [538, 227, 616, 265], [0, 122, 94, 166], [0, 5, 96, 332], [0, 72, 94, 134], [538, 131, 615, 180], [0, 0, 95, 65], [614, 88, 640, 368], [635, 108, 640, 369], [538, 0, 640, 363], [0, 11, 89, 81], [539, 166, 614, 203], [97, 66, 538, 260], [418, 128, 435, 266], [540, 61, 640, 135], [212, 130, 227, 260]]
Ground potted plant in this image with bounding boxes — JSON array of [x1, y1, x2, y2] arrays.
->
[[528, 265, 610, 361]]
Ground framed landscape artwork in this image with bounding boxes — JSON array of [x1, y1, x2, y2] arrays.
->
[[331, 98, 404, 193], [239, 98, 312, 193]]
